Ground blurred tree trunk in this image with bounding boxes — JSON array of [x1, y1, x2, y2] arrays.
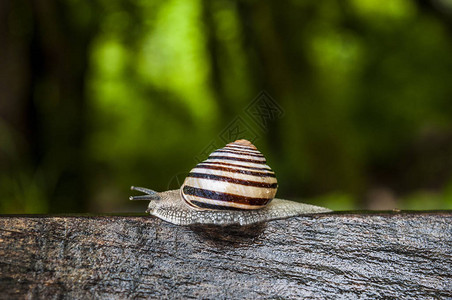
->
[[233, 1, 342, 197], [201, 0, 234, 126], [0, 1, 33, 169], [0, 0, 99, 212]]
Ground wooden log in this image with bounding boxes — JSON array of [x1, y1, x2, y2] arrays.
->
[[0, 213, 451, 299]]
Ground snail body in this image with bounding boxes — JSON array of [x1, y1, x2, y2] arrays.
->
[[130, 140, 332, 226]]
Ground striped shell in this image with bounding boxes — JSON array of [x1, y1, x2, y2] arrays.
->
[[180, 139, 278, 210]]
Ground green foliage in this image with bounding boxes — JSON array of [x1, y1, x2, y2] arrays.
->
[[1, 0, 452, 213]]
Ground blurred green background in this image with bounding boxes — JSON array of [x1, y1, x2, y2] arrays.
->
[[1, 0, 452, 214]]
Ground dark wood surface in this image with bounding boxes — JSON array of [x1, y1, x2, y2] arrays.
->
[[0, 212, 451, 299]]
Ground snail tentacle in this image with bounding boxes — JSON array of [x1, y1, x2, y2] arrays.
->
[[130, 186, 161, 200], [129, 195, 160, 201], [130, 186, 158, 195]]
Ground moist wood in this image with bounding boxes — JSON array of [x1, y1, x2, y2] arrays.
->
[[0, 213, 451, 299]]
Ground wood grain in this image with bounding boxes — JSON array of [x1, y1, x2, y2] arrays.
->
[[0, 213, 451, 299]]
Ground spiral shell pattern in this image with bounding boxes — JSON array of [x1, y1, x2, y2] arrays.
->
[[181, 139, 278, 210]]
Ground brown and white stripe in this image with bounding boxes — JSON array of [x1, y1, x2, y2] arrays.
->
[[181, 139, 278, 210]]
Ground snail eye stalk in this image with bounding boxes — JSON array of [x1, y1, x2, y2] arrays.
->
[[129, 186, 160, 200]]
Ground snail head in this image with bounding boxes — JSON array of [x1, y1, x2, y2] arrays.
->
[[130, 186, 162, 213]]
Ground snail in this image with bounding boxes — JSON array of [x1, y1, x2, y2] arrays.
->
[[130, 139, 332, 226]]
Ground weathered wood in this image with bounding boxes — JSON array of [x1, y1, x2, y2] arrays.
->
[[0, 213, 451, 299]]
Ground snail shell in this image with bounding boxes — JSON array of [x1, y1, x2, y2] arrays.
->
[[130, 139, 332, 226], [180, 139, 277, 210]]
